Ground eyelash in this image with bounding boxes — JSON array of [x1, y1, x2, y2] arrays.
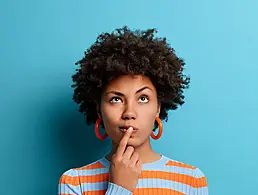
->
[[110, 95, 149, 103]]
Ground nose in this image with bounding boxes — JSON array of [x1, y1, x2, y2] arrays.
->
[[122, 103, 136, 120]]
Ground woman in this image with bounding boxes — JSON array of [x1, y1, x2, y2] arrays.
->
[[58, 26, 208, 195]]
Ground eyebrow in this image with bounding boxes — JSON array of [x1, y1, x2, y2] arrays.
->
[[105, 86, 152, 97]]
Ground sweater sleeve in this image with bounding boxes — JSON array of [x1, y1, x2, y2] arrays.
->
[[189, 168, 208, 195], [58, 169, 81, 195], [58, 169, 131, 195], [105, 182, 132, 195]]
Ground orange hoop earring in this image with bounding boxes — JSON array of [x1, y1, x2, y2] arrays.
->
[[95, 118, 108, 140], [151, 117, 163, 140]]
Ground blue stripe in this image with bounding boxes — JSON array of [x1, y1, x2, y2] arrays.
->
[[73, 167, 204, 179], [74, 178, 206, 193], [58, 183, 81, 194], [137, 178, 191, 194], [164, 166, 204, 178], [76, 168, 108, 176], [82, 181, 108, 191], [190, 186, 209, 195], [64, 167, 204, 180]]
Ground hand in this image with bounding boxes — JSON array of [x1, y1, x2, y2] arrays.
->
[[109, 127, 142, 192]]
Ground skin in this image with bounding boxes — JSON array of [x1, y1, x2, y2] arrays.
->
[[97, 74, 162, 192], [108, 127, 142, 192]]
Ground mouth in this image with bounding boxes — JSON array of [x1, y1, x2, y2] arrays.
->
[[119, 126, 138, 133]]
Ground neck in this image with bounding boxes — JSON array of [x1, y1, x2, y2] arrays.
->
[[105, 138, 161, 164]]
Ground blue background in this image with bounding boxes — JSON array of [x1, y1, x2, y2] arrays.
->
[[1, 0, 258, 194]]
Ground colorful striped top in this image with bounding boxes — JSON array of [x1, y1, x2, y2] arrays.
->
[[58, 155, 208, 195]]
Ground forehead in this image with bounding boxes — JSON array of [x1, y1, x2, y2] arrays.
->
[[104, 75, 155, 90]]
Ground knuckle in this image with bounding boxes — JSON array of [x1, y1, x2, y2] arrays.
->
[[133, 167, 140, 174], [127, 146, 134, 152], [121, 159, 129, 165], [112, 155, 121, 163], [127, 146, 134, 149], [134, 152, 139, 158]]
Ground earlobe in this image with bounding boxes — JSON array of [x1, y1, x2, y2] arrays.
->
[[97, 110, 102, 118]]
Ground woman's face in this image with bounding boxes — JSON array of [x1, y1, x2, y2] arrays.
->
[[99, 74, 160, 147]]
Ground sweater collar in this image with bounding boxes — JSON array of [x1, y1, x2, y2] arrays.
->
[[99, 154, 168, 170]]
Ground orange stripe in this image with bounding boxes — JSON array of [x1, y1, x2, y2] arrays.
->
[[60, 170, 207, 188], [82, 188, 185, 195], [139, 171, 207, 188], [75, 162, 105, 170], [166, 160, 196, 169], [74, 160, 194, 170], [59, 173, 109, 186], [59, 174, 79, 186]]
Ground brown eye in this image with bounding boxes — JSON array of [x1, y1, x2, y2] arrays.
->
[[110, 97, 121, 103], [139, 96, 149, 103]]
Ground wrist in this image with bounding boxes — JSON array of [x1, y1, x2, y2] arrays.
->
[[106, 182, 133, 195]]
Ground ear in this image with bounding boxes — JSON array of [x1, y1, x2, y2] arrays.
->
[[156, 104, 161, 117], [96, 104, 102, 118]]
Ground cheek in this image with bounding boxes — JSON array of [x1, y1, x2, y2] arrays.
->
[[101, 107, 121, 134], [102, 106, 120, 122], [139, 111, 157, 133], [140, 105, 158, 120]]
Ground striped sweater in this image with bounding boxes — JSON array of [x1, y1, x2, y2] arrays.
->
[[58, 155, 208, 195]]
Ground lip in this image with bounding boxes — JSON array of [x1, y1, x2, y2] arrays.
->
[[119, 125, 138, 133]]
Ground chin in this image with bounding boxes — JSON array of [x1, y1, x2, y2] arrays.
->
[[127, 137, 144, 148]]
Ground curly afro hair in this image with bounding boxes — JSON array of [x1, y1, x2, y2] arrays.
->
[[72, 26, 190, 131]]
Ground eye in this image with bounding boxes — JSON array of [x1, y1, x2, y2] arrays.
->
[[110, 97, 122, 103], [109, 96, 149, 103], [139, 96, 149, 103]]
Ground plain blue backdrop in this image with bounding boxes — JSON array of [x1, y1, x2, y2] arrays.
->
[[1, 0, 258, 194]]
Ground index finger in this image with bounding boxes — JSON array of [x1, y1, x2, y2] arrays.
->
[[116, 127, 133, 157]]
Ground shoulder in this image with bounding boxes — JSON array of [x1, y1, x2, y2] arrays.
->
[[58, 168, 81, 194], [164, 156, 198, 170], [163, 156, 208, 188], [59, 159, 107, 184], [58, 159, 108, 194]]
